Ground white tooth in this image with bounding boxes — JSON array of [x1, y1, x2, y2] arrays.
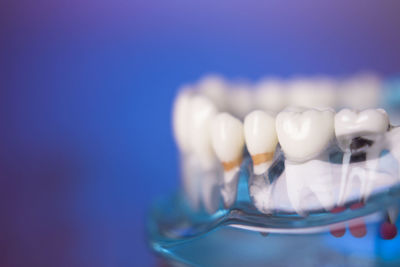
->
[[229, 84, 254, 118], [288, 78, 336, 109], [211, 113, 245, 164], [211, 113, 245, 207], [339, 73, 382, 110], [276, 107, 335, 162], [335, 108, 389, 148], [335, 108, 389, 205], [189, 95, 218, 170], [254, 79, 286, 112], [285, 160, 336, 215], [244, 110, 278, 175], [172, 88, 193, 153], [197, 74, 228, 111]]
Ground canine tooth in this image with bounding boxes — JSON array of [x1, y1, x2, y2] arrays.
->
[[172, 88, 193, 153], [197, 75, 228, 110], [335, 108, 389, 205], [244, 110, 278, 175], [211, 113, 245, 207], [254, 79, 286, 112], [189, 95, 218, 169], [276, 107, 335, 162]]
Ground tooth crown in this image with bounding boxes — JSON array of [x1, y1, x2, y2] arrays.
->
[[189, 95, 218, 168], [172, 89, 193, 153], [276, 108, 335, 162], [244, 110, 277, 156], [335, 108, 389, 138], [211, 113, 245, 164]]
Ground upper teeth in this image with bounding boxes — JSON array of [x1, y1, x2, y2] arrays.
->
[[244, 110, 278, 175], [288, 78, 336, 109], [339, 74, 381, 110], [229, 84, 254, 119], [254, 79, 286, 112], [197, 75, 228, 111], [276, 107, 335, 162]]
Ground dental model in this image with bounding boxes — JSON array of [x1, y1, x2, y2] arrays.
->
[[254, 79, 286, 112], [276, 107, 336, 215], [172, 87, 193, 154], [173, 91, 221, 213], [197, 75, 228, 111], [339, 74, 382, 110], [229, 84, 254, 119], [244, 110, 278, 175], [276, 107, 335, 162], [189, 95, 218, 169], [335, 108, 390, 206], [244, 110, 279, 214], [172, 74, 400, 234], [211, 112, 245, 208], [288, 78, 336, 109]]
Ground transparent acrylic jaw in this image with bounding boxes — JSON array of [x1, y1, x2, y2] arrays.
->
[[149, 127, 400, 266], [180, 126, 400, 217]]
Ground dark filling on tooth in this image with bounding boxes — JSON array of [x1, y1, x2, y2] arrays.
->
[[350, 137, 374, 152], [329, 137, 375, 164], [350, 152, 366, 163], [349, 137, 373, 163]]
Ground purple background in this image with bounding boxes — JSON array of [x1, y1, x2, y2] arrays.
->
[[1, 0, 400, 266]]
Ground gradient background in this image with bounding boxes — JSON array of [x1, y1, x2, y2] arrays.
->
[[1, 0, 400, 266]]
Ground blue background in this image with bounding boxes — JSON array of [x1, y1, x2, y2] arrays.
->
[[1, 0, 400, 266]]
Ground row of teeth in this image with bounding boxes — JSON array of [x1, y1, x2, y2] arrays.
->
[[173, 82, 399, 215], [173, 91, 390, 174], [180, 73, 383, 120]]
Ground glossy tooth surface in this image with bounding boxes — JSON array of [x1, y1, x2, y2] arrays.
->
[[276, 107, 335, 162], [211, 113, 245, 165], [172, 88, 193, 153], [254, 79, 286, 112], [335, 108, 389, 140], [211, 113, 245, 208], [189, 95, 218, 169], [244, 110, 278, 174]]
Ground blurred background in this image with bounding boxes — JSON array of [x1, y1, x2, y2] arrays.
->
[[1, 0, 400, 266]]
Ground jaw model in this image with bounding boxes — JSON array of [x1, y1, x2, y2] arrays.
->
[[171, 75, 400, 240], [335, 108, 390, 206]]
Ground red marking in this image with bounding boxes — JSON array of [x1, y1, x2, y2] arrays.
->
[[331, 206, 346, 213], [380, 222, 397, 240], [330, 226, 346, 237], [349, 220, 367, 238], [330, 207, 346, 237], [350, 202, 364, 210]]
